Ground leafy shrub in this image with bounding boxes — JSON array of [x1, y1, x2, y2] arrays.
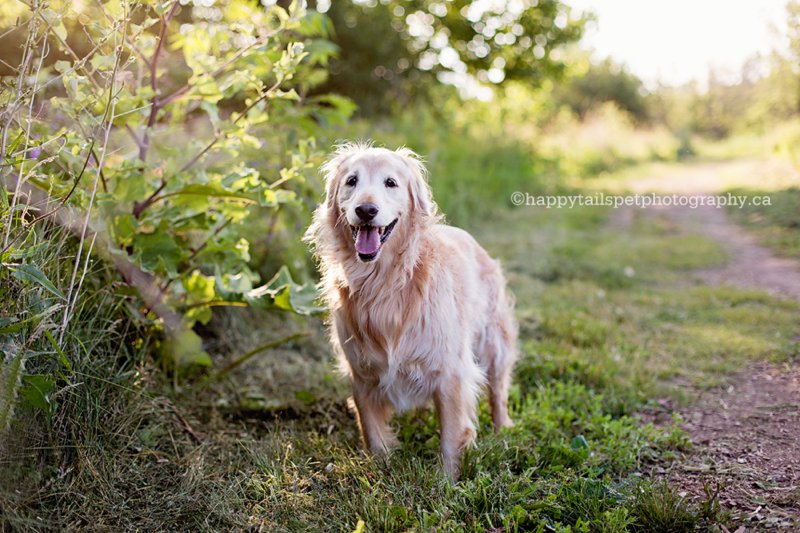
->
[[1, 0, 352, 378]]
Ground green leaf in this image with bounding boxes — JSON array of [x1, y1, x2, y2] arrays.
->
[[11, 264, 66, 300], [246, 266, 324, 315], [133, 232, 182, 277], [111, 214, 137, 247], [570, 435, 590, 460], [184, 270, 215, 301], [54, 60, 71, 73], [113, 170, 147, 202], [44, 330, 73, 373], [164, 328, 212, 369], [186, 306, 213, 325], [20, 374, 56, 416], [295, 390, 316, 405], [170, 183, 257, 203], [570, 435, 590, 450]]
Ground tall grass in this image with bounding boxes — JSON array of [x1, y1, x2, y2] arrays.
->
[[540, 103, 684, 178], [0, 213, 152, 528]]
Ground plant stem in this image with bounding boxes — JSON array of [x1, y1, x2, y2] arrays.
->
[[209, 332, 310, 383], [59, 11, 124, 343], [139, 0, 179, 162]]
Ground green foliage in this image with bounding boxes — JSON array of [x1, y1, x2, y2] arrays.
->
[[1, 0, 352, 371], [629, 481, 698, 532], [554, 57, 650, 123], [6, 124, 799, 529], [318, 0, 586, 114], [728, 187, 800, 258], [3, 1, 799, 530], [0, 350, 23, 430]]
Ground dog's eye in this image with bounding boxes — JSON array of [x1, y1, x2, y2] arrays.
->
[[345, 175, 358, 187], [385, 177, 397, 188]]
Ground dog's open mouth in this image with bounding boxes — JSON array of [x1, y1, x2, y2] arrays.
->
[[350, 219, 398, 262]]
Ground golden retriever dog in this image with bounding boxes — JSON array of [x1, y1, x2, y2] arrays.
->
[[305, 142, 517, 479]]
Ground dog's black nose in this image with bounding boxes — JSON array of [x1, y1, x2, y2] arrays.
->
[[355, 203, 379, 222]]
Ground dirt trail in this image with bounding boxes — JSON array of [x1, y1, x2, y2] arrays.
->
[[618, 160, 800, 529], [663, 202, 800, 300], [662, 362, 800, 530]]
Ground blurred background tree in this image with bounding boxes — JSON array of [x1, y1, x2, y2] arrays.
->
[[552, 55, 649, 123], [313, 0, 586, 115]]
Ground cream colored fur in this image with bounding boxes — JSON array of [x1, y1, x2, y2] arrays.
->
[[305, 142, 518, 479]]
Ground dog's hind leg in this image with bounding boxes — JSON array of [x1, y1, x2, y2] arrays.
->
[[482, 302, 517, 431], [351, 381, 397, 456], [487, 353, 514, 430]]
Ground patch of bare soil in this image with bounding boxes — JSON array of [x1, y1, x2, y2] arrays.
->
[[649, 362, 800, 530]]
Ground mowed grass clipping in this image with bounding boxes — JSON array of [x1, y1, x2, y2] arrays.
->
[[6, 194, 800, 531]]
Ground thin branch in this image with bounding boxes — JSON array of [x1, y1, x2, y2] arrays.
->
[[65, 231, 98, 325], [185, 218, 231, 264], [125, 124, 145, 154], [132, 79, 283, 219], [36, 9, 103, 91], [93, 0, 152, 70], [180, 79, 284, 174], [157, 27, 282, 109], [3, 16, 46, 249], [29, 139, 97, 225], [141, 217, 231, 315], [139, 0, 179, 162], [209, 332, 310, 383]]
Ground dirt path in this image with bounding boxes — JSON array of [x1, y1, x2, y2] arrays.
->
[[613, 160, 800, 529], [661, 202, 800, 300], [661, 362, 800, 530], [651, 200, 800, 529]]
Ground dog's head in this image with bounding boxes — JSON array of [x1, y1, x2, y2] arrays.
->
[[314, 142, 437, 263]]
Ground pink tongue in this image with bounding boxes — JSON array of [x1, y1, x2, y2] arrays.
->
[[355, 227, 380, 255]]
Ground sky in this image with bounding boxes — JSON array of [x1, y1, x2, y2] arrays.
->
[[565, 0, 789, 88]]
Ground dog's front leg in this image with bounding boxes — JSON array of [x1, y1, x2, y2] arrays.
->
[[351, 381, 397, 456], [434, 376, 477, 480]]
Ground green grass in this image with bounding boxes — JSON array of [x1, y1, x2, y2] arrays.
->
[[727, 187, 800, 258], [5, 141, 800, 530]]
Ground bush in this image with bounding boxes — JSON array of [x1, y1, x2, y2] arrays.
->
[[0, 1, 352, 380]]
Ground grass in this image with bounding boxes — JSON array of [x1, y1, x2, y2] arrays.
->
[[0, 219, 151, 528], [4, 128, 800, 530], [726, 187, 800, 259]]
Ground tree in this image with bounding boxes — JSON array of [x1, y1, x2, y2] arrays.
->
[[315, 0, 586, 114], [554, 57, 650, 123], [786, 0, 800, 113]]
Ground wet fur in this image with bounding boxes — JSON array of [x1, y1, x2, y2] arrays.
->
[[305, 142, 518, 479]]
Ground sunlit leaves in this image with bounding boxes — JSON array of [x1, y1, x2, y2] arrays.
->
[[245, 266, 325, 316], [2, 0, 353, 374]]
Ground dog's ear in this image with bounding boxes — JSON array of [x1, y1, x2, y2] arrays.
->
[[396, 147, 436, 217], [320, 147, 346, 210]]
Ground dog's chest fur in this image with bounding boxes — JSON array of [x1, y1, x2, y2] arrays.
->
[[335, 261, 450, 410]]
